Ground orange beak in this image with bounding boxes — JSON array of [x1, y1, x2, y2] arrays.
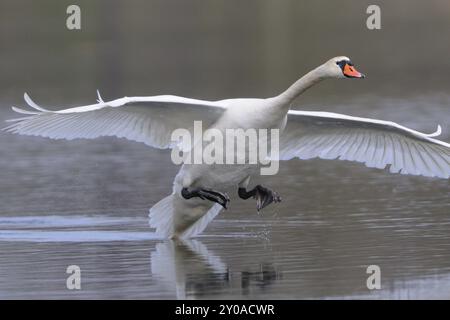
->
[[343, 63, 365, 78]]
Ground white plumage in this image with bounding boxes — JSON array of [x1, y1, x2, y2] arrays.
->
[[6, 93, 226, 149], [4, 56, 450, 238], [280, 110, 449, 178]]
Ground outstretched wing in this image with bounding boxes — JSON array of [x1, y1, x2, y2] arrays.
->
[[279, 110, 450, 179], [4, 92, 227, 149]]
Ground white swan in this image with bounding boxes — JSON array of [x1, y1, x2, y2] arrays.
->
[[4, 56, 450, 238]]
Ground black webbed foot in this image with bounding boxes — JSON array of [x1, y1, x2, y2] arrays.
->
[[238, 185, 281, 212], [181, 187, 230, 209]]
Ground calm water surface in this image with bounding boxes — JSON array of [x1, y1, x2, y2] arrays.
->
[[0, 95, 449, 299]]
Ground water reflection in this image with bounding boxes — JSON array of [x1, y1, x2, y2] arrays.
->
[[0, 211, 449, 299], [337, 273, 450, 300], [150, 239, 282, 299], [151, 240, 228, 299], [240, 264, 283, 296]]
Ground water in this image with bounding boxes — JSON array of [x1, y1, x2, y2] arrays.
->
[[1, 0, 450, 299], [1, 96, 449, 299]]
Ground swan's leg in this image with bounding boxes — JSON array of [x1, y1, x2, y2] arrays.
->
[[238, 185, 281, 212], [181, 187, 230, 209]]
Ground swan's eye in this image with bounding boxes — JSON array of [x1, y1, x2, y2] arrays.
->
[[336, 60, 347, 70]]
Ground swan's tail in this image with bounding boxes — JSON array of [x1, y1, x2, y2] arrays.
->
[[149, 194, 223, 239], [149, 195, 176, 238]]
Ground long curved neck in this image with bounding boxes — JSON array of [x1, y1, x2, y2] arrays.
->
[[275, 65, 326, 108]]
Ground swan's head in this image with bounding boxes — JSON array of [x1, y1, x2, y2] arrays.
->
[[322, 56, 365, 79]]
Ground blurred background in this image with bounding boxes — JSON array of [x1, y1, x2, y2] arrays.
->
[[1, 0, 450, 103], [0, 0, 449, 299]]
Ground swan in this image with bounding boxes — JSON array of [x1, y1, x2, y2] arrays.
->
[[4, 56, 450, 239]]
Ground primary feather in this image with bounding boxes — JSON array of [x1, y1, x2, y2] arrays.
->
[[4, 93, 227, 149], [280, 110, 450, 178]]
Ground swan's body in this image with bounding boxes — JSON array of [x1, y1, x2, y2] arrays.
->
[[4, 56, 450, 238]]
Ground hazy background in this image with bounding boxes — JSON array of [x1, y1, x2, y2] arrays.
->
[[0, 0, 449, 299], [1, 0, 450, 103]]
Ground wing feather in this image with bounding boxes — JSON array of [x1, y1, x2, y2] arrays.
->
[[280, 110, 450, 179], [4, 94, 227, 149]]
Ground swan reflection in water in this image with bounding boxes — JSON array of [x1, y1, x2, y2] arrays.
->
[[150, 239, 282, 299]]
